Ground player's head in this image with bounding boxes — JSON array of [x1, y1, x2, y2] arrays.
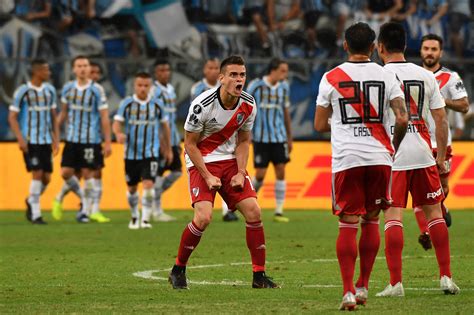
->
[[89, 62, 102, 81], [134, 72, 153, 100], [154, 58, 171, 85], [31, 58, 50, 82], [72, 55, 91, 80], [420, 34, 443, 68], [377, 22, 406, 63], [203, 58, 220, 84], [343, 22, 376, 56], [267, 58, 289, 82], [219, 55, 246, 98]]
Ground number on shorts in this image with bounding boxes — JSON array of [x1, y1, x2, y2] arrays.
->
[[338, 81, 385, 124], [150, 161, 159, 177], [84, 148, 94, 160]]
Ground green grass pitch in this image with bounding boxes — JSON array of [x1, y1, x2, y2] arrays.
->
[[1, 210, 473, 313]]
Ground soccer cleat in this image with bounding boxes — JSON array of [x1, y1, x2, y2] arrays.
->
[[76, 212, 90, 223], [32, 217, 47, 225], [128, 218, 140, 230], [223, 211, 239, 222], [153, 212, 177, 222], [252, 272, 280, 288], [355, 287, 368, 305], [169, 267, 188, 289], [273, 214, 289, 223], [141, 220, 152, 229], [51, 199, 63, 221], [339, 291, 357, 311], [25, 198, 32, 222], [376, 282, 405, 297], [444, 209, 452, 228], [418, 232, 432, 251], [440, 275, 460, 295], [90, 212, 111, 223]]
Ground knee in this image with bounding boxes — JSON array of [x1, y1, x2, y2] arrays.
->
[[194, 209, 213, 230], [42, 176, 51, 186], [244, 204, 262, 222]]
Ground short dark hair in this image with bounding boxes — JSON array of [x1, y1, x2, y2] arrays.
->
[[344, 22, 375, 55], [378, 22, 406, 53], [421, 33, 443, 50], [71, 55, 89, 67], [220, 55, 245, 74], [154, 58, 170, 68], [90, 61, 101, 69], [267, 58, 287, 74], [31, 58, 48, 68], [135, 72, 152, 79]]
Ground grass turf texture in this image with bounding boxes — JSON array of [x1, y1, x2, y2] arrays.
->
[[1, 210, 473, 314]]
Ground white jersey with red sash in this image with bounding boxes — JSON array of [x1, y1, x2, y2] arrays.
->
[[184, 87, 257, 168]]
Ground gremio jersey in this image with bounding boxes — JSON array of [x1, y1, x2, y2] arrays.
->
[[61, 80, 108, 144], [316, 61, 404, 173], [190, 78, 219, 101], [184, 87, 257, 168], [247, 77, 290, 143], [384, 62, 445, 171], [152, 81, 180, 147], [10, 82, 57, 145], [114, 94, 168, 160], [426, 66, 468, 148]]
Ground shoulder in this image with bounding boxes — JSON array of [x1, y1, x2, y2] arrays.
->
[[120, 96, 134, 107], [14, 84, 29, 98], [247, 78, 263, 90], [91, 82, 106, 94], [44, 83, 57, 93], [280, 80, 290, 90], [240, 90, 256, 105], [62, 81, 75, 91], [191, 80, 204, 93]]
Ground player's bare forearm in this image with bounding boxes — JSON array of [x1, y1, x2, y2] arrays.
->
[[51, 108, 60, 143], [160, 122, 173, 163], [283, 108, 293, 147], [314, 105, 332, 132], [100, 109, 112, 144], [58, 103, 67, 127], [445, 97, 469, 114], [390, 97, 408, 152], [112, 120, 126, 144], [235, 130, 251, 173], [8, 111, 24, 143], [184, 131, 213, 180], [432, 107, 448, 160]]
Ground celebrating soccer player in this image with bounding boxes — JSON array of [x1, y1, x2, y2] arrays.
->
[[113, 72, 172, 229], [53, 56, 112, 223], [413, 34, 470, 249], [376, 22, 459, 297], [168, 55, 279, 290], [314, 22, 408, 310], [9, 59, 60, 224], [247, 58, 293, 223]]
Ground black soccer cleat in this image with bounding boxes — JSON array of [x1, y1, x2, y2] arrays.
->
[[252, 272, 280, 289], [32, 217, 47, 225], [418, 232, 432, 251], [25, 198, 32, 222], [168, 265, 188, 289], [223, 211, 239, 222]]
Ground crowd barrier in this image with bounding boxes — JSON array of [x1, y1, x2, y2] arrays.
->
[[0, 142, 473, 210]]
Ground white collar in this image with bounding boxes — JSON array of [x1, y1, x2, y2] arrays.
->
[[263, 76, 280, 89], [75, 79, 92, 91], [27, 81, 45, 91], [133, 94, 151, 104]]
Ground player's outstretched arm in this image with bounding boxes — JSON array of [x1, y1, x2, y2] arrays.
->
[[8, 110, 27, 153], [445, 97, 469, 114], [389, 96, 408, 152], [431, 107, 449, 173], [314, 105, 332, 132], [184, 131, 221, 190]]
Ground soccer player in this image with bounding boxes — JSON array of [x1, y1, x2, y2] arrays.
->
[[248, 58, 292, 223], [376, 22, 460, 297], [150, 59, 180, 222], [113, 72, 172, 229], [314, 22, 408, 310], [190, 58, 238, 222], [414, 33, 470, 249], [168, 55, 278, 290], [9, 58, 60, 224], [52, 61, 111, 223], [53, 55, 112, 223]]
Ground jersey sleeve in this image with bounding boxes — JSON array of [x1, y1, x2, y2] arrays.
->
[[316, 74, 333, 108], [241, 99, 257, 132], [282, 81, 291, 108], [155, 98, 169, 123], [429, 74, 445, 110], [447, 72, 468, 100], [184, 100, 206, 133], [96, 84, 108, 110], [9, 85, 27, 112], [48, 85, 58, 109], [60, 82, 71, 104], [385, 71, 404, 101], [247, 79, 261, 105], [114, 99, 128, 122]]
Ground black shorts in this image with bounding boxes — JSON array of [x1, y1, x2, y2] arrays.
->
[[158, 145, 183, 175], [61, 142, 104, 170], [253, 142, 290, 168], [125, 158, 159, 186], [23, 144, 53, 172]]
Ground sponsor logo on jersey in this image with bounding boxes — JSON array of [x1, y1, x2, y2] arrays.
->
[[455, 81, 465, 91], [236, 113, 244, 125], [193, 105, 202, 114], [188, 113, 199, 125], [208, 118, 218, 125], [427, 187, 443, 199]]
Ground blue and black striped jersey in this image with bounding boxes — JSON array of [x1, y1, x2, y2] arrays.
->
[[247, 77, 290, 143], [190, 79, 220, 101], [61, 80, 108, 144], [10, 82, 57, 145], [114, 94, 168, 160], [152, 81, 180, 147]]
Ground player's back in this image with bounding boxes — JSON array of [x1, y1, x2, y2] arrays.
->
[[317, 61, 403, 172], [384, 62, 445, 170]]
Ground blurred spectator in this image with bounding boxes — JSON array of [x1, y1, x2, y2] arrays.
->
[[362, 0, 403, 35], [392, 0, 417, 22], [267, 0, 301, 32], [405, 0, 448, 42], [334, 0, 366, 45], [239, 0, 271, 49], [52, 0, 81, 32], [447, 0, 471, 59], [15, 0, 52, 26], [300, 0, 332, 52], [0, 0, 14, 14]]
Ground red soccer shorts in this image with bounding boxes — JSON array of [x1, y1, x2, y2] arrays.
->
[[332, 165, 392, 216], [187, 159, 257, 211], [391, 165, 444, 208], [432, 145, 453, 178]]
